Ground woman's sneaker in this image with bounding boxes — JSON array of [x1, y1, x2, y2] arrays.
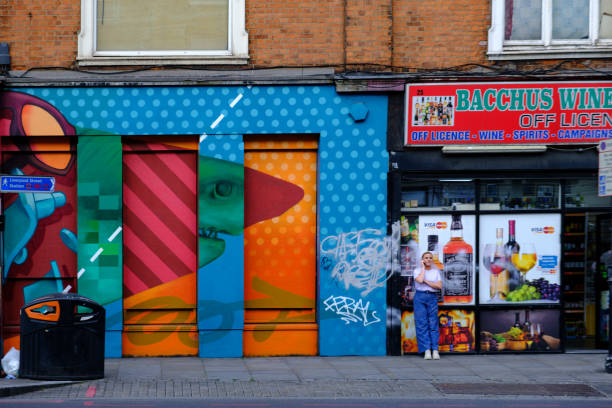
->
[[424, 350, 432, 360], [432, 350, 440, 360]]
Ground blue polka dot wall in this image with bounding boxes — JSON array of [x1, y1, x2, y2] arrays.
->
[[15, 85, 389, 356]]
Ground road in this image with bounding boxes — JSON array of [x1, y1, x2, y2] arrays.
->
[[1, 399, 611, 408]]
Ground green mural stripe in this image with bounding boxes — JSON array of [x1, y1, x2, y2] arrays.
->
[[77, 135, 123, 310]]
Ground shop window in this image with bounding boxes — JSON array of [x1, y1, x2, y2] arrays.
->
[[78, 0, 249, 66], [565, 178, 612, 208], [480, 180, 560, 210], [401, 179, 475, 212], [488, 0, 612, 60]]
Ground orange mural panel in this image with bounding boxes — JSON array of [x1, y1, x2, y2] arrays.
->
[[244, 149, 317, 307], [243, 137, 318, 356], [122, 326, 198, 357], [243, 324, 318, 357]]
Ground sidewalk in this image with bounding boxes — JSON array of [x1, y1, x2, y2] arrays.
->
[[1, 352, 611, 399]]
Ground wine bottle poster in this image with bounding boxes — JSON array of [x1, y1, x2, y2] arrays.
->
[[479, 214, 561, 305], [479, 309, 561, 352], [418, 215, 476, 306], [401, 309, 476, 354]]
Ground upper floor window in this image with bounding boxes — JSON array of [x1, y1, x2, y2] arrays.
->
[[78, 0, 248, 66], [488, 0, 612, 60]]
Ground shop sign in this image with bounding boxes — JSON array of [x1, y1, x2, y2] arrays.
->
[[599, 139, 612, 197], [405, 82, 612, 145]]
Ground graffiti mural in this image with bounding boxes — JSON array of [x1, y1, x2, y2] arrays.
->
[[1, 86, 388, 357], [323, 295, 381, 326], [1, 91, 78, 354], [321, 228, 394, 297]]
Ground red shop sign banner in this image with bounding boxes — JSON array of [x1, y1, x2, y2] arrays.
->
[[405, 81, 612, 146]]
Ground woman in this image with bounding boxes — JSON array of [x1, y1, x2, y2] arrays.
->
[[413, 251, 442, 360]]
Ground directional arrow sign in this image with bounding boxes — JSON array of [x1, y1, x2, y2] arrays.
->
[[0, 175, 56, 193]]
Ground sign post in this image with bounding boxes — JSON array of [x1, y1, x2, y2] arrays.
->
[[599, 139, 612, 197], [0, 175, 55, 193]]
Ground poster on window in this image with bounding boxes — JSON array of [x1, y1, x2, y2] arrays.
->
[[418, 215, 476, 306], [479, 214, 561, 305], [401, 309, 476, 354], [480, 309, 561, 352]]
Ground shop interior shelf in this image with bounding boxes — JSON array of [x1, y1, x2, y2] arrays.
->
[[564, 252, 585, 256], [563, 309, 583, 313], [564, 290, 584, 294]]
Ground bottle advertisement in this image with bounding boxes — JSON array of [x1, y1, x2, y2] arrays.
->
[[480, 309, 561, 352], [479, 214, 561, 305], [418, 215, 476, 306], [401, 310, 476, 354]]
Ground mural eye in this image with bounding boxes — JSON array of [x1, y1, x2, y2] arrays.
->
[[213, 181, 233, 199]]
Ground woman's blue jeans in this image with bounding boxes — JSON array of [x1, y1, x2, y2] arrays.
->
[[413, 290, 439, 353]]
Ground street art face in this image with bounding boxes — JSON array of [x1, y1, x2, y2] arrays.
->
[[0, 91, 75, 174], [1, 93, 78, 353], [198, 156, 244, 268]]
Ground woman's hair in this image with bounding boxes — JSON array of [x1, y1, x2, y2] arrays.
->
[[421, 251, 433, 259]]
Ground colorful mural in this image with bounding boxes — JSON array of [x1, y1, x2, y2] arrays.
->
[[1, 92, 78, 354], [243, 138, 318, 356], [1, 86, 388, 357]]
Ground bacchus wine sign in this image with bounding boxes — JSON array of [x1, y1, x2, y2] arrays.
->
[[405, 81, 612, 145]]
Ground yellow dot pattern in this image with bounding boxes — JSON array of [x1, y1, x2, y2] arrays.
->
[[244, 146, 317, 307]]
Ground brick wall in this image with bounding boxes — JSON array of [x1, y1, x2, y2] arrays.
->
[[1, 0, 612, 71], [246, 0, 344, 67], [392, 0, 489, 69], [0, 0, 80, 70]]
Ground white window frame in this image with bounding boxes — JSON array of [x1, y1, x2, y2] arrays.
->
[[77, 0, 249, 66], [488, 0, 612, 60]]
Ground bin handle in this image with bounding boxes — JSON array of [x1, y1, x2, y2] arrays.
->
[[24, 300, 60, 322], [73, 302, 103, 322]]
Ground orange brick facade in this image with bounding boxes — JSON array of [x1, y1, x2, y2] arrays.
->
[[0, 0, 586, 72], [1, 1, 612, 73]]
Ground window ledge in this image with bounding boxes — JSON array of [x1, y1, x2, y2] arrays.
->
[[489, 46, 612, 60], [76, 55, 250, 67]]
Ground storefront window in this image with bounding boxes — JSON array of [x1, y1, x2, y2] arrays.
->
[[480, 179, 560, 210], [401, 180, 475, 212], [565, 178, 612, 208]]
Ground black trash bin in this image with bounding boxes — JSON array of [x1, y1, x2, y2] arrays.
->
[[19, 293, 105, 380]]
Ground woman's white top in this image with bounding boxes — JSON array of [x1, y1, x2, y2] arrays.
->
[[413, 265, 441, 292]]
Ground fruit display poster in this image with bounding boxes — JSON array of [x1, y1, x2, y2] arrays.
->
[[401, 310, 476, 354], [480, 309, 561, 352], [418, 215, 476, 306], [479, 214, 561, 305]]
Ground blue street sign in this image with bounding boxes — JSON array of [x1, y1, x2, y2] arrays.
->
[[0, 175, 55, 193]]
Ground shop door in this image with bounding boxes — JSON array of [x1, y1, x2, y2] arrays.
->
[[122, 138, 198, 356], [243, 136, 318, 356], [596, 213, 612, 349]]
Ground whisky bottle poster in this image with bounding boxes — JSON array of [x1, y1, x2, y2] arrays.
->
[[401, 309, 476, 354], [418, 215, 476, 306], [479, 214, 561, 305]]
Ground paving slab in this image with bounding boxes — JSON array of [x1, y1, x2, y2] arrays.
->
[[2, 353, 612, 399]]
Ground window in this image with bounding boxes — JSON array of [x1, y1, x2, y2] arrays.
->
[[401, 179, 476, 212], [78, 0, 248, 66], [565, 177, 612, 208], [488, 0, 612, 60], [480, 179, 561, 210]]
